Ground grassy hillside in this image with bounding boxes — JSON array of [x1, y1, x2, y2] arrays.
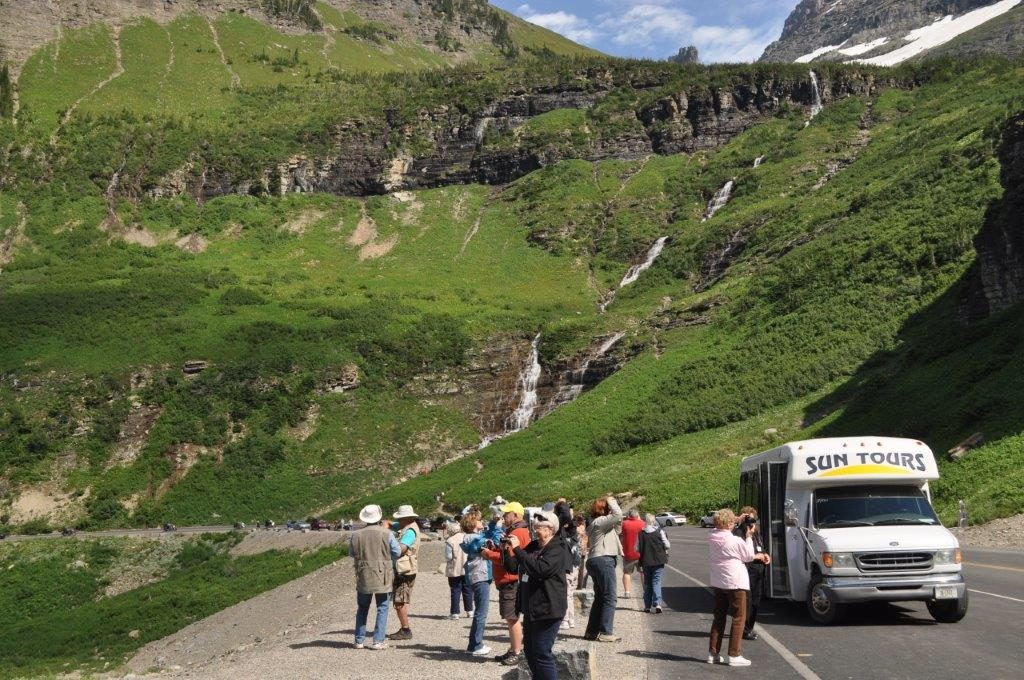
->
[[1, 9, 1022, 534], [0, 534, 346, 677]]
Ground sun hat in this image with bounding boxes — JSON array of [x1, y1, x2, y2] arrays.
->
[[393, 504, 419, 519], [531, 510, 560, 533], [500, 501, 525, 516], [359, 504, 383, 524]]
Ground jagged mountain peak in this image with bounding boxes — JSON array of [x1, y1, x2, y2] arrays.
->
[[761, 0, 1024, 64]]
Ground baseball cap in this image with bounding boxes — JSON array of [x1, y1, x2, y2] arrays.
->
[[500, 501, 525, 516]]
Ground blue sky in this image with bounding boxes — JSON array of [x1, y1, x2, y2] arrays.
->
[[491, 1, 801, 62]]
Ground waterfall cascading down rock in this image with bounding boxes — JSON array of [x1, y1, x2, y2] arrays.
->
[[619, 237, 669, 288], [702, 180, 735, 222], [505, 333, 542, 433], [545, 332, 626, 413], [809, 70, 824, 119], [479, 333, 542, 448]]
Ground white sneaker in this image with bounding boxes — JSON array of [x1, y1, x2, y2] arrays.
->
[[654, 605, 663, 614], [354, 642, 365, 650], [707, 654, 725, 664], [728, 655, 752, 667], [367, 641, 388, 650], [464, 610, 474, 619], [449, 614, 460, 620], [470, 645, 492, 656]]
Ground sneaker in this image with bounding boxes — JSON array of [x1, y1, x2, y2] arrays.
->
[[449, 614, 460, 620], [493, 650, 512, 661], [464, 610, 474, 619], [354, 642, 365, 650], [707, 653, 726, 664], [470, 645, 492, 657], [367, 641, 388, 650], [560, 621, 569, 629], [583, 633, 598, 641], [501, 652, 522, 666], [728, 655, 752, 667], [620, 592, 632, 599], [654, 605, 663, 614], [387, 628, 412, 641], [596, 633, 621, 643], [643, 608, 651, 613], [742, 631, 758, 641]]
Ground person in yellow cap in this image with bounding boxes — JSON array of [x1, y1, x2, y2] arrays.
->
[[481, 500, 532, 666]]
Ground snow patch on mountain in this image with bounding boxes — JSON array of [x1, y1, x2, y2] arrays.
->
[[837, 37, 890, 56]]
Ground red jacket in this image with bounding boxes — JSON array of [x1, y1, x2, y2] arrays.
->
[[621, 518, 645, 562], [482, 522, 531, 586]]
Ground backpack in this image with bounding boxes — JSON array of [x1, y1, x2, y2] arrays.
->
[[565, 533, 583, 568]]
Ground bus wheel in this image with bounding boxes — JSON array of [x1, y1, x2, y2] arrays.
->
[[807, 574, 844, 625], [927, 590, 968, 623]]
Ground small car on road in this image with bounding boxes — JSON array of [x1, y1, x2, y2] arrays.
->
[[655, 512, 687, 527], [698, 513, 715, 528]]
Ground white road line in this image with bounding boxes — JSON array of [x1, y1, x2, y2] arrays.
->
[[969, 589, 1024, 604], [665, 563, 822, 680], [964, 561, 1024, 574]]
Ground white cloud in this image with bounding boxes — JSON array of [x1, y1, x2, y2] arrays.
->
[[520, 9, 600, 44], [600, 4, 696, 50]]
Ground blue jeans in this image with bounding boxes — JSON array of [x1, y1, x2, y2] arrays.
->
[[643, 565, 664, 609], [468, 580, 491, 651], [355, 591, 391, 645], [585, 556, 617, 637], [524, 617, 562, 680], [449, 576, 473, 615]]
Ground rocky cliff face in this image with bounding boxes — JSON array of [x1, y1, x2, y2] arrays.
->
[[152, 71, 895, 201], [959, 111, 1024, 323], [760, 0, 1022, 63]]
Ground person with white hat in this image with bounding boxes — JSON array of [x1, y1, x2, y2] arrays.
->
[[349, 504, 401, 650], [388, 504, 421, 641]]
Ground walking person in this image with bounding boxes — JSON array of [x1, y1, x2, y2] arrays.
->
[[620, 508, 645, 599], [387, 505, 420, 641], [460, 510, 494, 657], [735, 506, 770, 640], [445, 521, 474, 620], [481, 500, 531, 666], [503, 510, 569, 680], [637, 513, 670, 613], [349, 504, 401, 650], [555, 500, 581, 629], [583, 494, 623, 642], [708, 508, 756, 667]]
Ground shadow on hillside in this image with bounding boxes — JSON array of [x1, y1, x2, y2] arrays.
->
[[804, 280, 1024, 453]]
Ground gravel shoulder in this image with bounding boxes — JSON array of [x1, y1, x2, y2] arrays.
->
[[952, 513, 1024, 551]]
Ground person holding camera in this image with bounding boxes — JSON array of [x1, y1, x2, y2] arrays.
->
[[584, 494, 623, 642], [459, 510, 494, 657], [734, 506, 771, 640], [503, 510, 569, 680], [707, 508, 756, 667], [481, 501, 531, 666]]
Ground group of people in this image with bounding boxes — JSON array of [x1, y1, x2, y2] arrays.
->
[[347, 495, 766, 676]]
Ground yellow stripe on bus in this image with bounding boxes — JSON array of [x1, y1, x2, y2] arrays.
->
[[817, 464, 911, 477]]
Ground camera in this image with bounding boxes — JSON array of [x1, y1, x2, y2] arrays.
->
[[742, 515, 756, 527]]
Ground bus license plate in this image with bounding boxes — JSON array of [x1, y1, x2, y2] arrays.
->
[[934, 586, 958, 599]]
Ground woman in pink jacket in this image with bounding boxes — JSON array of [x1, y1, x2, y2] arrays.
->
[[707, 508, 755, 667]]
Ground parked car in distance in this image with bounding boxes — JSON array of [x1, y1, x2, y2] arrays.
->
[[655, 512, 687, 527], [414, 517, 431, 532], [699, 513, 715, 528], [162, 523, 177, 532], [430, 515, 454, 532], [61, 527, 77, 536], [233, 521, 246, 530], [309, 518, 331, 531]]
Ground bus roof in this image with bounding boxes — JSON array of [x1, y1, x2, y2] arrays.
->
[[741, 437, 939, 485]]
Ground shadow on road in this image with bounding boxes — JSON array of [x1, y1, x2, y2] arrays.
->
[[406, 642, 490, 662], [652, 629, 710, 639], [761, 600, 939, 628], [661, 586, 713, 613], [289, 639, 351, 650], [620, 649, 707, 664]]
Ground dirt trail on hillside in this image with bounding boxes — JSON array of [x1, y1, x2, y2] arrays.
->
[[206, 17, 240, 89], [51, 25, 124, 145]]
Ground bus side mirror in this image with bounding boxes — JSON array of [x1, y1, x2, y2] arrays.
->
[[784, 499, 799, 526]]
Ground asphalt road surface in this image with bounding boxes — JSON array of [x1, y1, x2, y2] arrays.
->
[[645, 526, 1023, 680]]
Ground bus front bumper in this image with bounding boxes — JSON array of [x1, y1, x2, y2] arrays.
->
[[824, 572, 965, 603]]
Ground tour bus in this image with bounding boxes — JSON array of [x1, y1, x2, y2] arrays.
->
[[739, 437, 967, 624]]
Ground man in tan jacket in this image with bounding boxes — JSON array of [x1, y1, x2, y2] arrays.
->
[[349, 504, 401, 650]]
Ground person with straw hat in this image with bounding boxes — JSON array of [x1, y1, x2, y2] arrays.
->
[[349, 504, 401, 650], [388, 504, 421, 641]]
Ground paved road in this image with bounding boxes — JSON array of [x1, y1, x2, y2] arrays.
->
[[646, 526, 1023, 680]]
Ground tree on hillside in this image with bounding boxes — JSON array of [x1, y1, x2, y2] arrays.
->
[[0, 64, 14, 119]]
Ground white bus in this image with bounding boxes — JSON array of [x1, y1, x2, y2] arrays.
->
[[739, 437, 967, 624]]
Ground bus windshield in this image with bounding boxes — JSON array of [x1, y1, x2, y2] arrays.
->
[[814, 485, 939, 529]]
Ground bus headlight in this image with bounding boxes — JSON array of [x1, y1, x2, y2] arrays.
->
[[822, 552, 855, 569], [934, 548, 962, 565]]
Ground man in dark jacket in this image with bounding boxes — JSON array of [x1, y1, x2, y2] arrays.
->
[[735, 506, 771, 640], [504, 510, 568, 680]]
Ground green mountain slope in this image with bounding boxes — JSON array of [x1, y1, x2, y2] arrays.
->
[[1, 3, 1022, 534]]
